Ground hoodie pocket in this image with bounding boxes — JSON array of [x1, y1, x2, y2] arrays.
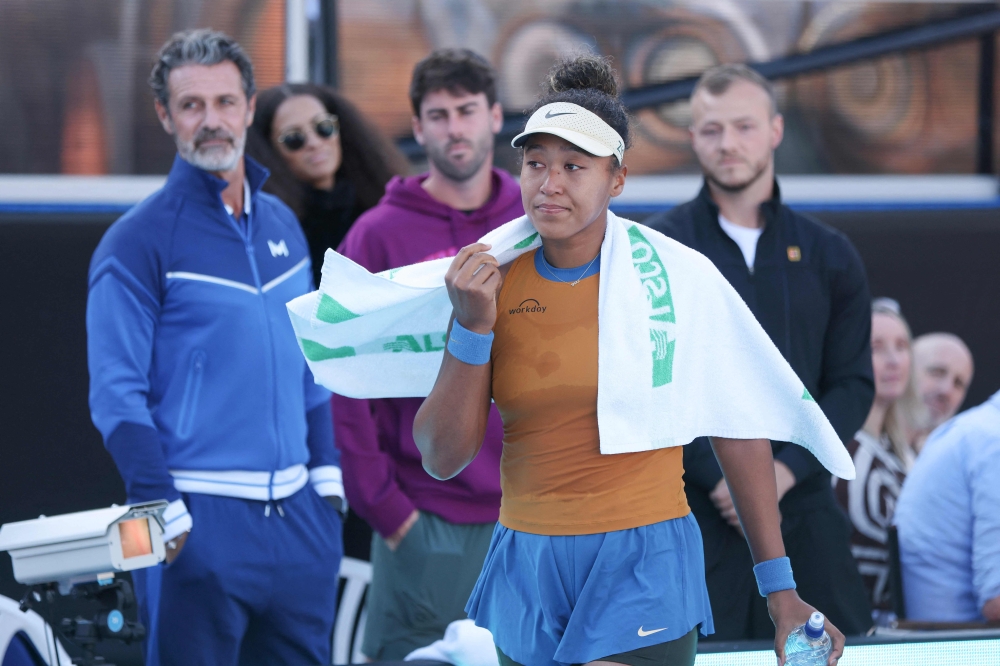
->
[[176, 350, 206, 439]]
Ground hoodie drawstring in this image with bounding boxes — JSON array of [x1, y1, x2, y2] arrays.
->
[[264, 500, 286, 518]]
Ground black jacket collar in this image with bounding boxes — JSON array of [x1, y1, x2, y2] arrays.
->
[[695, 178, 784, 229]]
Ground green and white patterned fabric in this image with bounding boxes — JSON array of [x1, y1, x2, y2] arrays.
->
[[287, 212, 855, 480]]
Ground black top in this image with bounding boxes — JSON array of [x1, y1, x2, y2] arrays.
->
[[644, 181, 874, 506], [645, 181, 876, 638], [299, 178, 364, 287]]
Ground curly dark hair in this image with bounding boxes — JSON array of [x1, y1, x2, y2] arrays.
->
[[246, 84, 408, 218], [409, 48, 497, 116], [529, 54, 632, 167]]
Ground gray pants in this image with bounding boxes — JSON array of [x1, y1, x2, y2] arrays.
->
[[362, 511, 495, 660]]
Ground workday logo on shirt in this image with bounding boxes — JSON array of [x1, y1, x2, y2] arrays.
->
[[509, 298, 547, 315]]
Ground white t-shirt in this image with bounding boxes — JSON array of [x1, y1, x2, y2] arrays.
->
[[223, 180, 252, 217], [718, 214, 764, 270]]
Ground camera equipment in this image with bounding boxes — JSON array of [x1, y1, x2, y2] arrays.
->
[[0, 502, 167, 665], [0, 501, 167, 591], [18, 576, 145, 666]]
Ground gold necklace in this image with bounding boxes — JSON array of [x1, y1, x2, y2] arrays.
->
[[541, 252, 600, 287]]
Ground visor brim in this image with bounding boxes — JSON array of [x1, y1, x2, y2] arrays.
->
[[511, 127, 615, 159]]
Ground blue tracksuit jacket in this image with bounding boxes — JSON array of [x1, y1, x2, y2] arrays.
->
[[87, 155, 342, 539]]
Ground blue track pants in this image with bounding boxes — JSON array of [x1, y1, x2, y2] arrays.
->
[[133, 487, 342, 666]]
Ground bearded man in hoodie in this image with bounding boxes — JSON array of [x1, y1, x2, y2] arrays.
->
[[335, 49, 522, 660]]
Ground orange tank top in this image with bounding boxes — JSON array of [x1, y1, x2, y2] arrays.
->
[[491, 250, 689, 536]]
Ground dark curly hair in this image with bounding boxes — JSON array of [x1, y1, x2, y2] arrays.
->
[[409, 48, 497, 116], [529, 54, 632, 168], [246, 84, 408, 218]]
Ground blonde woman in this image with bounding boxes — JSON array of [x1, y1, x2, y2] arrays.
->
[[833, 298, 926, 617]]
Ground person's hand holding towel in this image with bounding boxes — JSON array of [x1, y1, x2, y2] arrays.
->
[[444, 243, 501, 335]]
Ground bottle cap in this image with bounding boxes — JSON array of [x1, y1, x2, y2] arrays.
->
[[805, 612, 825, 639]]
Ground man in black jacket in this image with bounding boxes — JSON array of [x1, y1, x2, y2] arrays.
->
[[645, 64, 875, 639]]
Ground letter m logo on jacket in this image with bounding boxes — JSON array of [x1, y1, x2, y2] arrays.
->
[[268, 239, 289, 257]]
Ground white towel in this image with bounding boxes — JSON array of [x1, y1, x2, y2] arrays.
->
[[404, 619, 499, 666], [287, 212, 855, 479]]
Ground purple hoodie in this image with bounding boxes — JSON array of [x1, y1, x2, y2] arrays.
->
[[334, 168, 523, 537]]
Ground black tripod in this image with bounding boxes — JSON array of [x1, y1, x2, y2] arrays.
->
[[19, 577, 145, 666]]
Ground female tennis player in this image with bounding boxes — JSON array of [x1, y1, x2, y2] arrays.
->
[[413, 55, 845, 666]]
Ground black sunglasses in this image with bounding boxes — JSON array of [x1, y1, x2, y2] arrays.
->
[[277, 114, 339, 151]]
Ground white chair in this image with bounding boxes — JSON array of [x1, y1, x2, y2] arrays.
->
[[332, 556, 372, 665], [0, 595, 72, 665]]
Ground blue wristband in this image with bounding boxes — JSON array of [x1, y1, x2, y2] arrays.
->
[[447, 319, 494, 365], [753, 556, 797, 597]]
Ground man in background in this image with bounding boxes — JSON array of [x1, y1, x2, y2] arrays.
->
[[895, 389, 1000, 623], [644, 64, 874, 638], [87, 30, 343, 665], [335, 49, 522, 659], [912, 332, 974, 429]]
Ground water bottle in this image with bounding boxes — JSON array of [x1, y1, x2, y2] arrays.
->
[[784, 611, 832, 665]]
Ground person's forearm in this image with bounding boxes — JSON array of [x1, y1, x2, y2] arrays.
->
[[413, 351, 492, 480], [105, 422, 181, 504], [306, 402, 341, 470], [818, 380, 874, 444], [384, 509, 420, 551], [971, 450, 1000, 624], [774, 443, 822, 488], [712, 439, 850, 665], [820, 245, 874, 445], [710, 437, 786, 564], [683, 438, 726, 491], [332, 394, 416, 536], [418, 243, 501, 480], [344, 467, 416, 538]]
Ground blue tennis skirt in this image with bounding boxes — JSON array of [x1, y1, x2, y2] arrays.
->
[[465, 513, 714, 666]]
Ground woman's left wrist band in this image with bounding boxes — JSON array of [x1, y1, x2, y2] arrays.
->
[[447, 319, 493, 365], [753, 556, 796, 597]]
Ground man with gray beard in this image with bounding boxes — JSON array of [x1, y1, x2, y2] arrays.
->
[[87, 29, 344, 665], [644, 64, 875, 639]]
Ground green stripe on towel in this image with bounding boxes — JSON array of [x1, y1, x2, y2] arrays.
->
[[301, 339, 356, 361], [627, 225, 677, 387], [316, 294, 361, 324]]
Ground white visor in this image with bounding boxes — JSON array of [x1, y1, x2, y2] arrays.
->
[[511, 102, 625, 164]]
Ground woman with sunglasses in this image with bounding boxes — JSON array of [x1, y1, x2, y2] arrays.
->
[[247, 84, 408, 562], [248, 84, 408, 287]]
